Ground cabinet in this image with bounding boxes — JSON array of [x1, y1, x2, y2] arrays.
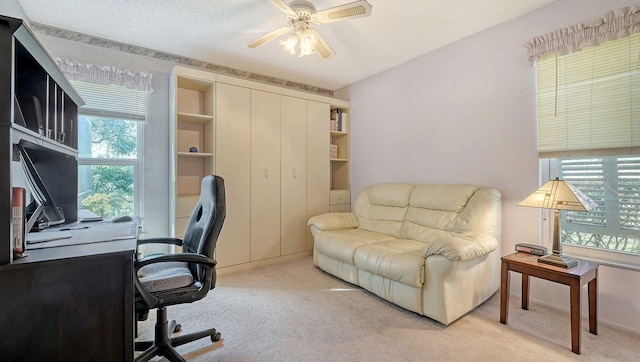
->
[[280, 96, 308, 256], [250, 89, 281, 260], [330, 107, 351, 212], [169, 67, 215, 238], [214, 82, 251, 267], [1, 15, 83, 264], [306, 101, 331, 249], [170, 67, 349, 271]]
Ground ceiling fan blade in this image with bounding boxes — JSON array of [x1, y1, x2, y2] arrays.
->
[[270, 0, 299, 19], [248, 26, 291, 49], [314, 0, 372, 24], [314, 31, 335, 60]]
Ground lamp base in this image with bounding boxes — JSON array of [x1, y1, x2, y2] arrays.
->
[[538, 253, 577, 268]]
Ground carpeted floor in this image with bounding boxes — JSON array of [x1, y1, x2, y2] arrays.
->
[[136, 256, 640, 361]]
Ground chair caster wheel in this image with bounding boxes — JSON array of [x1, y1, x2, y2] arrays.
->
[[174, 323, 181, 333], [211, 332, 221, 342]]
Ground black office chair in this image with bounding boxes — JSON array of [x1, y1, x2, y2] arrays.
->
[[134, 175, 225, 362]]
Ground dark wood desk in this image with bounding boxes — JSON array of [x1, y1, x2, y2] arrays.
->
[[500, 252, 598, 354], [0, 221, 138, 361]]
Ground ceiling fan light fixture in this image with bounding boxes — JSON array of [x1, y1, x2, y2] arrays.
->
[[279, 34, 298, 55], [298, 28, 319, 57], [249, 0, 373, 60]]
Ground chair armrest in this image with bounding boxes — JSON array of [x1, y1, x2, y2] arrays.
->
[[137, 237, 183, 247], [421, 232, 498, 261], [136, 237, 183, 259], [307, 212, 358, 231], [134, 253, 216, 307], [134, 252, 216, 270]]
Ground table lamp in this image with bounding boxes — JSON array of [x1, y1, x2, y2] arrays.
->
[[518, 177, 598, 268]]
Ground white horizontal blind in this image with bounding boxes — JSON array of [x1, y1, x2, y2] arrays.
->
[[71, 81, 147, 121], [537, 33, 640, 157]]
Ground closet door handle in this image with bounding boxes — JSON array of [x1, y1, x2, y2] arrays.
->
[[264, 169, 268, 179], [292, 169, 297, 179]]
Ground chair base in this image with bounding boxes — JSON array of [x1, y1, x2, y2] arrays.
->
[[135, 306, 221, 362]]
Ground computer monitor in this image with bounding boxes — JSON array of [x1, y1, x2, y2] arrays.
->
[[16, 141, 65, 229]]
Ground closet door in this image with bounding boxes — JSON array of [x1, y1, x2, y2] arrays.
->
[[251, 90, 281, 261], [280, 96, 307, 255], [215, 83, 251, 267], [306, 100, 330, 250]]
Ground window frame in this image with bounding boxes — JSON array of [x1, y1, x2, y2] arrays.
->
[[542, 158, 640, 270], [77, 112, 145, 219]]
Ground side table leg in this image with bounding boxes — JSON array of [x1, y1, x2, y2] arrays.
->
[[589, 271, 598, 335], [522, 273, 530, 310], [500, 261, 510, 324], [570, 279, 581, 354]]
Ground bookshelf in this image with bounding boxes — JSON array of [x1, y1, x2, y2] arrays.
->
[[169, 67, 215, 238], [329, 107, 350, 212], [1, 15, 83, 264]]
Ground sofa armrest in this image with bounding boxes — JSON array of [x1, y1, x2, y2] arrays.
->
[[307, 212, 359, 231], [421, 232, 498, 261]]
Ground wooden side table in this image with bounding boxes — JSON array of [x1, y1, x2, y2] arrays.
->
[[500, 252, 598, 354]]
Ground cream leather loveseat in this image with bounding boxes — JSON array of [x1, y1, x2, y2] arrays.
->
[[308, 183, 502, 325]]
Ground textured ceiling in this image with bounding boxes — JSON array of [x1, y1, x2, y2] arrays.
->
[[17, 0, 556, 90]]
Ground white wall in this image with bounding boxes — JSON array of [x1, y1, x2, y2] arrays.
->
[[336, 0, 640, 334], [0, 0, 27, 20]]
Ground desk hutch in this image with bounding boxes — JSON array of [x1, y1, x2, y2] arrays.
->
[[0, 15, 136, 361]]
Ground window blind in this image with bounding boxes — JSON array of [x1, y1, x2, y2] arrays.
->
[[537, 33, 640, 158], [71, 81, 147, 121]]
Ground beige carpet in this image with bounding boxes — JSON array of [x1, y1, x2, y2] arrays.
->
[[136, 256, 640, 361]]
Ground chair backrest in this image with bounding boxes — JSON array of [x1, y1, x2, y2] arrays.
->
[[181, 175, 226, 284]]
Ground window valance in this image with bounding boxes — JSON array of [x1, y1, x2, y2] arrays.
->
[[526, 5, 640, 63], [55, 58, 153, 93]]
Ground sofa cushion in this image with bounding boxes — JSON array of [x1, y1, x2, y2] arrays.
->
[[354, 184, 414, 238], [402, 185, 483, 242], [314, 229, 397, 264], [353, 239, 426, 288], [409, 184, 478, 212]]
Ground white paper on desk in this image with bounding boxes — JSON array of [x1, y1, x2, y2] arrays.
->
[[26, 231, 72, 244], [78, 209, 103, 222]]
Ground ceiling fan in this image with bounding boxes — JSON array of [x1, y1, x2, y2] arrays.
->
[[248, 0, 373, 60]]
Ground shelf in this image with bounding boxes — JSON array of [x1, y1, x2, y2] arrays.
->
[[177, 152, 214, 157], [329, 106, 349, 193], [177, 112, 213, 123], [170, 67, 216, 238]]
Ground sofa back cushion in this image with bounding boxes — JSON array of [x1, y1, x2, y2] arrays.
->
[[402, 185, 502, 242], [354, 183, 414, 238]]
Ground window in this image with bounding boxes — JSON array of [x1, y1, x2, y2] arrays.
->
[[536, 32, 640, 267], [73, 81, 146, 218], [557, 156, 640, 257]]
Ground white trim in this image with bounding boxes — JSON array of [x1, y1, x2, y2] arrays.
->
[[563, 244, 640, 271]]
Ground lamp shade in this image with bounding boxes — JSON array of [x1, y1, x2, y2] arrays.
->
[[518, 177, 598, 211]]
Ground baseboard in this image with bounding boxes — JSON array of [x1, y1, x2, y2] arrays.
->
[[217, 251, 312, 276], [509, 291, 640, 336]]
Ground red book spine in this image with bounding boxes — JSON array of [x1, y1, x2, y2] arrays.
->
[[12, 187, 26, 256]]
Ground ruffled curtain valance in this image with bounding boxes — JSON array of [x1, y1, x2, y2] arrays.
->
[[55, 58, 153, 93], [525, 5, 640, 63]]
